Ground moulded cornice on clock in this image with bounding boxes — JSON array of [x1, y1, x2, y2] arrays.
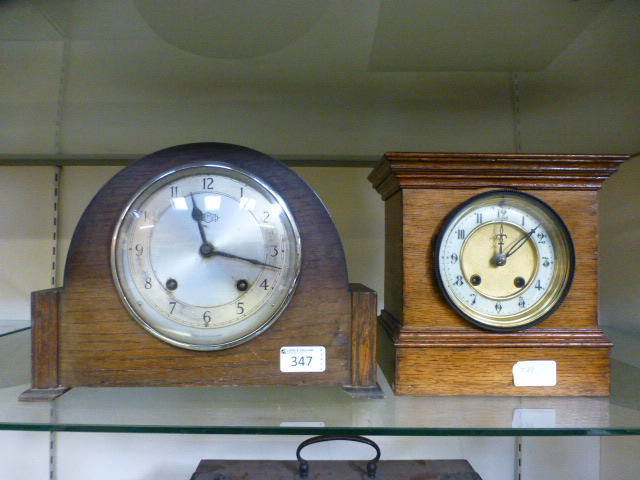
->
[[368, 153, 629, 200]]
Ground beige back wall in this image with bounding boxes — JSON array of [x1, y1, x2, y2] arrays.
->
[[1, 0, 639, 335]]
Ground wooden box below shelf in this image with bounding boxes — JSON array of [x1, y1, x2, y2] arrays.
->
[[190, 459, 483, 480]]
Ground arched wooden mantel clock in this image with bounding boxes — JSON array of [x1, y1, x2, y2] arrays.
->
[[21, 143, 381, 401], [369, 153, 628, 396]]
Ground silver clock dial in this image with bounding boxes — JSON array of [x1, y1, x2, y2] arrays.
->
[[111, 162, 301, 350]]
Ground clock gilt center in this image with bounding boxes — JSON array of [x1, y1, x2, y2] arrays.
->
[[460, 222, 538, 300]]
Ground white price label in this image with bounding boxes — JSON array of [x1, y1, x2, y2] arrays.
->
[[280, 346, 326, 373], [513, 360, 557, 387]]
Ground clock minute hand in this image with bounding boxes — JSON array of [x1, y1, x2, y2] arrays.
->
[[505, 224, 540, 258], [212, 249, 281, 269]]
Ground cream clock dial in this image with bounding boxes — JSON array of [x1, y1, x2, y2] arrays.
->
[[111, 162, 301, 350], [434, 190, 575, 332]]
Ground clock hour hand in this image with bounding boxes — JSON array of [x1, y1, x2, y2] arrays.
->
[[190, 194, 210, 246], [491, 220, 509, 267], [496, 220, 507, 254]]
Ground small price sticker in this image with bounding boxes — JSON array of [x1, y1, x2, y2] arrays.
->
[[280, 346, 326, 373], [513, 360, 557, 387]]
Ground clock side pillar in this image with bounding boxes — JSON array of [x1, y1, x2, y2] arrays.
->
[[20, 288, 69, 401], [381, 191, 405, 325], [376, 191, 405, 386]]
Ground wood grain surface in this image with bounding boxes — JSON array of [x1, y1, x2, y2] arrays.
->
[[370, 152, 628, 396], [23, 143, 379, 399]]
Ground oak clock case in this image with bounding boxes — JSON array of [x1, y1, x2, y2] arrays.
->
[[21, 143, 380, 401], [369, 152, 628, 397]]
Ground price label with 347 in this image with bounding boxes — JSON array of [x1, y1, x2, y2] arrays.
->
[[280, 346, 326, 373]]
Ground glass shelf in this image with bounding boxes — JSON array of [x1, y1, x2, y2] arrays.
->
[[0, 154, 379, 168], [1, 323, 639, 437], [0, 320, 30, 337]]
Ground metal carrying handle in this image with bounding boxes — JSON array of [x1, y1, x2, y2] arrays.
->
[[296, 435, 381, 479]]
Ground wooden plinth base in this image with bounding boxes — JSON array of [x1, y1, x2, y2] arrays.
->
[[19, 387, 70, 402], [378, 312, 612, 396], [20, 284, 382, 401]]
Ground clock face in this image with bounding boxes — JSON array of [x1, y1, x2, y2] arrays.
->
[[111, 162, 301, 350], [434, 190, 575, 332]]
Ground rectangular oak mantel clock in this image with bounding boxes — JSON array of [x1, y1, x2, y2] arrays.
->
[[369, 153, 628, 396]]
